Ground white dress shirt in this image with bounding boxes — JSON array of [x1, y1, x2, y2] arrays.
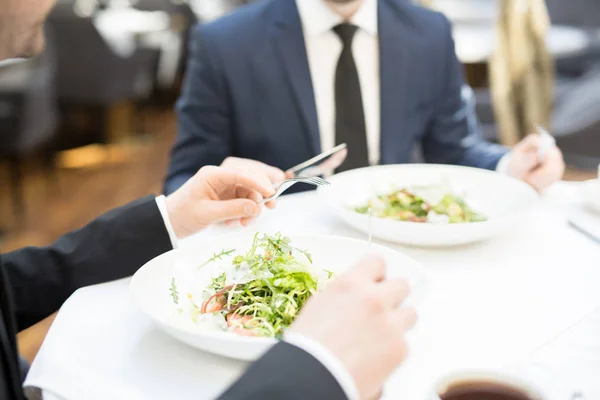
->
[[41, 196, 357, 400], [296, 0, 511, 172], [297, 0, 380, 166]]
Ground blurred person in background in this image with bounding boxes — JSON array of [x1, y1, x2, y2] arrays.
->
[[0, 3, 416, 400], [165, 0, 565, 195]]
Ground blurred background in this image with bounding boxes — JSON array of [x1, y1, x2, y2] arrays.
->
[[0, 0, 598, 252]]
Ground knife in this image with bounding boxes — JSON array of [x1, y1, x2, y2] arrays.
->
[[568, 218, 600, 245], [287, 143, 348, 177]]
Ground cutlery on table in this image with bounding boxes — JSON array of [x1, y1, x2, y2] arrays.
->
[[568, 218, 600, 245], [535, 124, 557, 162], [287, 143, 348, 178], [259, 177, 330, 204]]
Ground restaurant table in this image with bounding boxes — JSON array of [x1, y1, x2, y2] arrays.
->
[[94, 7, 181, 87], [94, 8, 171, 57], [24, 182, 600, 400], [432, 0, 497, 23], [454, 24, 590, 64]]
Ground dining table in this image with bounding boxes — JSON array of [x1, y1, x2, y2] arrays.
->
[[430, 0, 590, 64], [453, 24, 591, 64], [93, 7, 182, 88], [23, 181, 600, 400]]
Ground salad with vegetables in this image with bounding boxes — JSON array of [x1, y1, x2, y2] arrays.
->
[[355, 187, 486, 223], [169, 233, 332, 338]]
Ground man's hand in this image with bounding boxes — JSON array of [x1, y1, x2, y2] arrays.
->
[[221, 157, 291, 183], [289, 255, 417, 400], [507, 135, 565, 191], [165, 166, 276, 239]]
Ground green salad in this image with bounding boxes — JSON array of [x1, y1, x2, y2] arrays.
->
[[355, 188, 486, 223], [170, 233, 331, 338]]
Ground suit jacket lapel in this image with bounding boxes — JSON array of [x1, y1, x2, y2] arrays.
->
[[379, 0, 411, 163], [0, 265, 23, 399], [271, 0, 321, 155]]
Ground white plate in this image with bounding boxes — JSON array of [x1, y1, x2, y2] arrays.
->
[[582, 179, 600, 215], [318, 164, 539, 247], [130, 232, 426, 361]]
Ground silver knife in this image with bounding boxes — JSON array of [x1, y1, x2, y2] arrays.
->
[[287, 143, 348, 177], [568, 219, 600, 245]]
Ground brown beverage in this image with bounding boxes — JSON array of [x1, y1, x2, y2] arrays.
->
[[439, 380, 540, 400]]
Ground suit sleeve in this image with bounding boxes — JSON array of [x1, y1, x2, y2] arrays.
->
[[422, 15, 509, 171], [218, 342, 348, 400], [1, 196, 172, 331], [164, 26, 233, 195]]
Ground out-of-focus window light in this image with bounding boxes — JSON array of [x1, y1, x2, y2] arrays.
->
[[74, 0, 97, 17]]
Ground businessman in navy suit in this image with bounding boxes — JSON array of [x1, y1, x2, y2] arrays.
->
[[165, 0, 565, 195]]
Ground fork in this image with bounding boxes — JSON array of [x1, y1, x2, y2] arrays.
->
[[259, 177, 330, 204]]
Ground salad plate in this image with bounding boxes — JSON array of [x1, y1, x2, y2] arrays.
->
[[130, 232, 426, 360], [318, 164, 539, 246]]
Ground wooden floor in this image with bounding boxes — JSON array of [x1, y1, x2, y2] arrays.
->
[[0, 109, 175, 253], [0, 113, 596, 362]]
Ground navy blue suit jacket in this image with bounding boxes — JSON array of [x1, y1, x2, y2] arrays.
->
[[165, 0, 508, 194]]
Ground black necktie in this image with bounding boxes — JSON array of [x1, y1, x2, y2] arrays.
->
[[333, 23, 369, 172]]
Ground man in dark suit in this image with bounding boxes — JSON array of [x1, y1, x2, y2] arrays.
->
[[165, 0, 565, 195], [0, 3, 416, 399]]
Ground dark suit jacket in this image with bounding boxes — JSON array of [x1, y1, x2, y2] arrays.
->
[[0, 197, 346, 400], [164, 0, 508, 195], [0, 197, 172, 400]]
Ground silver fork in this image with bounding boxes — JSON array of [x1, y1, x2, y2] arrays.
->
[[259, 177, 330, 204]]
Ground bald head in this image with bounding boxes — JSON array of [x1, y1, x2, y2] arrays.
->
[[0, 0, 57, 60]]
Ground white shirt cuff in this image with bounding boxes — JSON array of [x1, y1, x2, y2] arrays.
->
[[496, 152, 512, 174], [155, 195, 179, 249], [284, 332, 359, 400]]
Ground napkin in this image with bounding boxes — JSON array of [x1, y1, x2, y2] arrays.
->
[[23, 279, 248, 400]]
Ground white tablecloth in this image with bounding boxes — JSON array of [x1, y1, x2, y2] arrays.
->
[[24, 182, 600, 399]]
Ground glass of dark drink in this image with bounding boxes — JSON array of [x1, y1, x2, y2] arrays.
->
[[432, 371, 546, 400]]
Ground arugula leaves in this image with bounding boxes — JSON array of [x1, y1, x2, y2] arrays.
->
[[169, 277, 179, 304], [198, 249, 236, 270], [204, 233, 321, 338]]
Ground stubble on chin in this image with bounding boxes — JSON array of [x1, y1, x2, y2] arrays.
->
[[19, 22, 45, 58], [0, 20, 45, 60]]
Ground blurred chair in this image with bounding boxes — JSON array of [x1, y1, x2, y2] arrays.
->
[[0, 48, 59, 221], [552, 64, 600, 168], [545, 0, 600, 77], [539, 0, 600, 167], [46, 10, 158, 146]]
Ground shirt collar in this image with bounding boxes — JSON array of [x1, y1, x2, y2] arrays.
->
[[295, 0, 378, 36]]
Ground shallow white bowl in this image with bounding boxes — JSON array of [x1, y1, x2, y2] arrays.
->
[[130, 232, 426, 361], [318, 164, 539, 247]]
